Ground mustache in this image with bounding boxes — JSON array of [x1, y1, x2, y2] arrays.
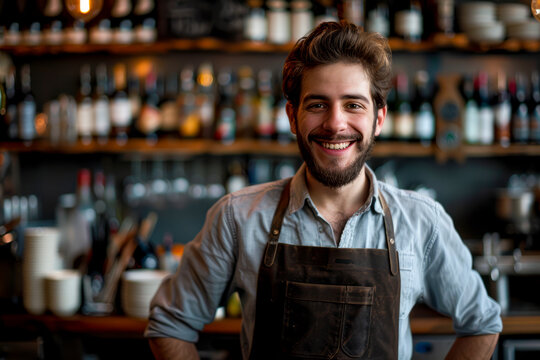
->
[[308, 131, 364, 142]]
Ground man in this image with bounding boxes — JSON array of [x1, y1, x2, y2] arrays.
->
[[146, 21, 501, 359]]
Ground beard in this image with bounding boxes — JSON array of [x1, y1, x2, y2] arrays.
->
[[296, 123, 376, 189]]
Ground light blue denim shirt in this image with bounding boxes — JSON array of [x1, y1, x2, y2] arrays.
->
[[146, 163, 502, 359]]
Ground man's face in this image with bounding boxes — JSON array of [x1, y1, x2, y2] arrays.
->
[[286, 62, 386, 188]]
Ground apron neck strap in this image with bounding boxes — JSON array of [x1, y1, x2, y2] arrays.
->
[[378, 192, 399, 276], [264, 180, 291, 267]]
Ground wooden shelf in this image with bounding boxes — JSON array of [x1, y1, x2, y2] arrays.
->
[[1, 311, 538, 337], [2, 139, 539, 158], [1, 35, 539, 56]]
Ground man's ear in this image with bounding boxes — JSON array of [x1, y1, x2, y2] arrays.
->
[[374, 105, 387, 137], [286, 102, 297, 135]]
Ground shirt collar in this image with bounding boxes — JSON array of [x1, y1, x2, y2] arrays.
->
[[289, 163, 384, 215]]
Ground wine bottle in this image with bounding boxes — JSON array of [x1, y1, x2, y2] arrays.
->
[[196, 63, 216, 139], [511, 72, 530, 144], [132, 0, 157, 43], [137, 69, 161, 144], [4, 67, 18, 141], [366, 0, 390, 37], [235, 66, 257, 139], [110, 0, 134, 44], [267, 0, 291, 45], [1, 1, 23, 45], [462, 74, 479, 144], [244, 0, 267, 42], [110, 63, 132, 145], [178, 65, 200, 139], [214, 68, 236, 144], [88, 0, 113, 44], [93, 64, 111, 144], [394, 72, 414, 141], [394, 0, 423, 42], [530, 71, 540, 144], [21, 0, 43, 46], [493, 71, 511, 147], [41, 0, 64, 45], [74, 168, 96, 269], [290, 0, 314, 41], [255, 69, 275, 140], [159, 72, 180, 137], [17, 65, 36, 144], [476, 71, 494, 145], [413, 70, 435, 146], [128, 74, 142, 127], [76, 64, 94, 144]]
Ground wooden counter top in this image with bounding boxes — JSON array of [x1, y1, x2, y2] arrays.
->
[[1, 310, 538, 338]]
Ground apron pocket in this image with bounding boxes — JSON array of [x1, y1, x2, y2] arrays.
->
[[281, 281, 374, 359]]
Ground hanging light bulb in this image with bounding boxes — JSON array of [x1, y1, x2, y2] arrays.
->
[[65, 0, 104, 22], [533, 0, 540, 21]]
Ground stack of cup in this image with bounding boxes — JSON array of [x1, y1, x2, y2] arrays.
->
[[44, 270, 82, 316], [22, 227, 61, 315], [121, 270, 169, 318]]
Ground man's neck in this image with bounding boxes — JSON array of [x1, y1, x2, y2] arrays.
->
[[305, 167, 371, 241]]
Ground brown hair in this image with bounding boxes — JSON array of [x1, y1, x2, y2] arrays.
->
[[282, 21, 393, 111]]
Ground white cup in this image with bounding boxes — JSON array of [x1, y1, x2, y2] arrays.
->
[[44, 269, 82, 317]]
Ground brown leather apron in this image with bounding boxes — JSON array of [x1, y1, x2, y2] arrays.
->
[[249, 181, 400, 359]]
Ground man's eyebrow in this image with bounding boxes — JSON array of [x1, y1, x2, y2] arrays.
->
[[302, 94, 371, 103]]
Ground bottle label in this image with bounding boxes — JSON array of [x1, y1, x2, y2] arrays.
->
[[394, 113, 414, 139], [77, 102, 94, 136], [414, 108, 435, 140], [512, 106, 530, 142], [215, 108, 236, 142], [478, 107, 494, 144], [138, 105, 161, 134], [257, 96, 274, 136], [94, 99, 111, 136], [111, 98, 132, 127], [160, 101, 179, 131], [463, 102, 479, 144], [18, 101, 36, 141]]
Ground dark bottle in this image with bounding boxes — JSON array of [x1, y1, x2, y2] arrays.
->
[[3, 67, 18, 141], [530, 71, 540, 144], [75, 168, 96, 268], [394, 0, 423, 42], [17, 65, 36, 144], [110, 63, 132, 144], [394, 72, 414, 141], [136, 70, 162, 143], [235, 66, 257, 139], [462, 74, 480, 144], [511, 73, 530, 144], [493, 71, 512, 147], [476, 71, 494, 145], [110, 0, 134, 44], [159, 72, 180, 137], [178, 66, 200, 139], [413, 70, 435, 146], [93, 64, 111, 144], [1, 0, 24, 45], [255, 69, 275, 140], [214, 68, 237, 144], [132, 0, 157, 43], [76, 64, 94, 144], [40, 0, 64, 45], [21, 0, 44, 45], [128, 74, 141, 127], [88, 0, 113, 44]]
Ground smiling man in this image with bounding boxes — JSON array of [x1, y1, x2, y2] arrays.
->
[[146, 21, 502, 359]]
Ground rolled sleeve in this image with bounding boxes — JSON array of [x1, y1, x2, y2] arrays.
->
[[422, 203, 502, 336], [145, 195, 237, 341]]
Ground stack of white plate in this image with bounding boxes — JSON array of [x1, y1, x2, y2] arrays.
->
[[507, 20, 540, 41], [497, 3, 530, 25], [22, 227, 61, 315], [121, 270, 169, 318], [459, 2, 506, 44]]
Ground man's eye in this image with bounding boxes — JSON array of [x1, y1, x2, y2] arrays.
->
[[347, 103, 363, 110], [307, 103, 325, 110]]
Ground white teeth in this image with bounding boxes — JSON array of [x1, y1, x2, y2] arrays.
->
[[322, 142, 351, 150]]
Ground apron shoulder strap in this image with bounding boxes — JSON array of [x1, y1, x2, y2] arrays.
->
[[264, 180, 291, 267], [378, 192, 399, 276]]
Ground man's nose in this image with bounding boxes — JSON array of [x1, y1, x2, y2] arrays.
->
[[322, 105, 347, 133]]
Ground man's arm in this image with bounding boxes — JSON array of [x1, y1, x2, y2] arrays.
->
[[445, 333, 499, 360], [149, 337, 199, 360]]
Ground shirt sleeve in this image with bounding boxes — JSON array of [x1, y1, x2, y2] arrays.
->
[[422, 202, 502, 336], [145, 194, 237, 342]]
